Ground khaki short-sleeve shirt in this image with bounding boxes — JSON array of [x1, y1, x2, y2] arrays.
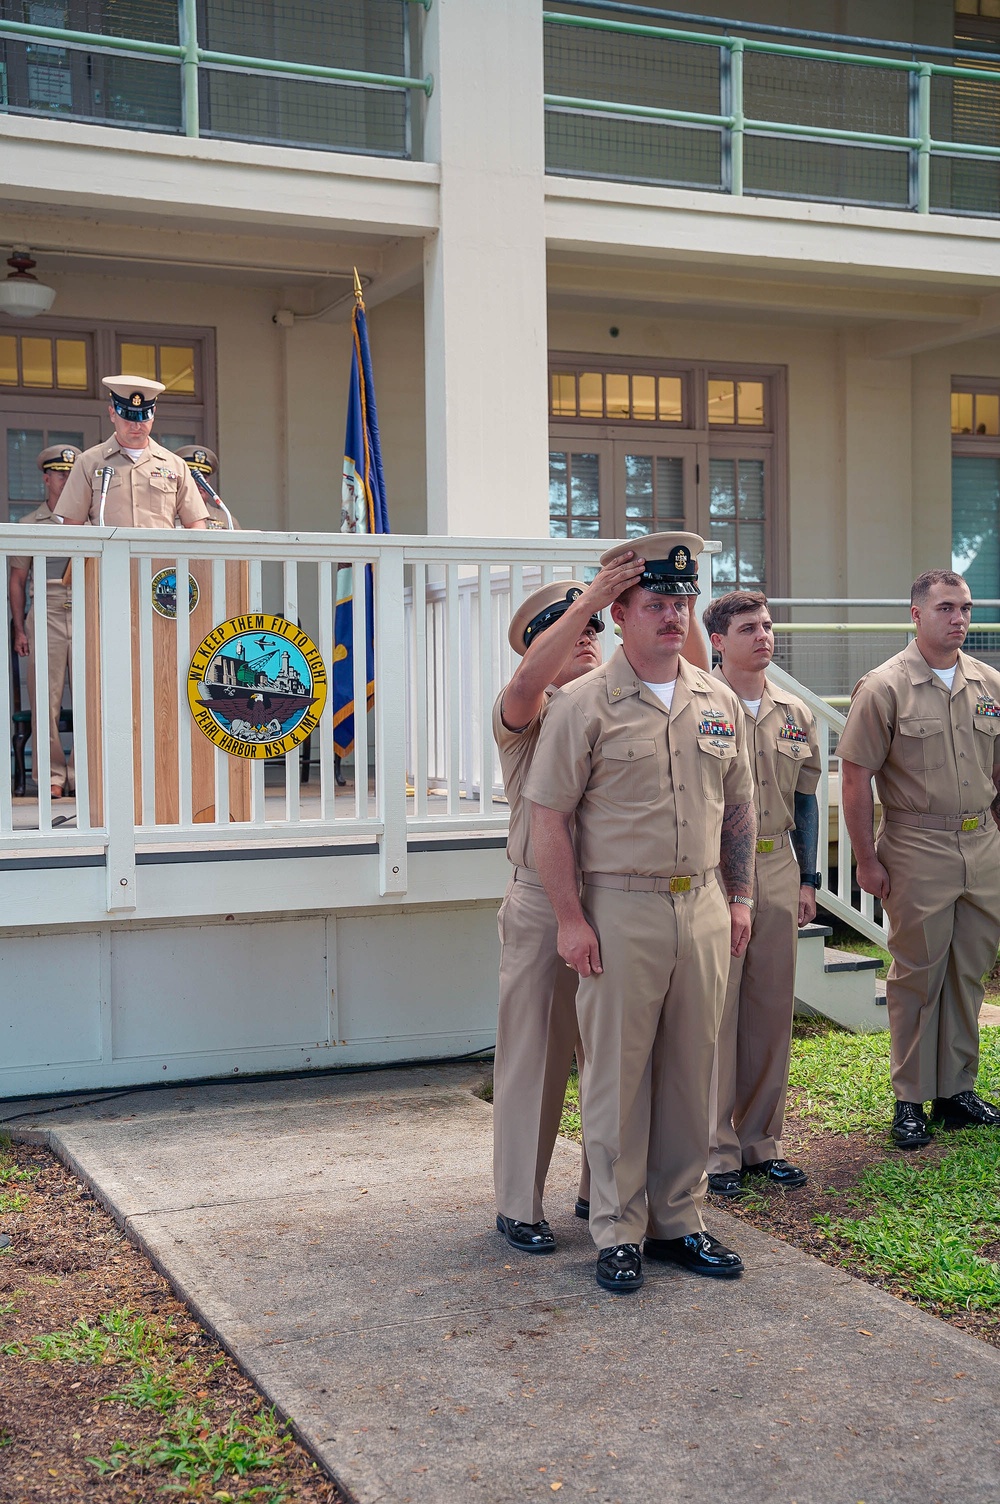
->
[[9, 502, 70, 581], [492, 686, 553, 870], [524, 647, 753, 877], [837, 639, 1000, 815], [713, 668, 821, 838], [56, 437, 210, 529]]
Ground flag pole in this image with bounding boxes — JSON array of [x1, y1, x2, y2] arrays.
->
[[353, 267, 364, 306]]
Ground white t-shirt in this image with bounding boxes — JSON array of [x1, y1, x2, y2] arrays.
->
[[642, 678, 676, 709], [121, 446, 147, 462], [933, 664, 958, 691], [741, 697, 763, 719]]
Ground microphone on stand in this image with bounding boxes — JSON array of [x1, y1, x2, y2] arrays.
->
[[193, 472, 235, 531], [97, 466, 115, 529]]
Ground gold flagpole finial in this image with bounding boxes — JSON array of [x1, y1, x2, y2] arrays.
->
[[353, 267, 364, 305]]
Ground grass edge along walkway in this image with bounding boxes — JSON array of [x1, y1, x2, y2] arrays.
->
[[558, 1024, 1000, 1319]]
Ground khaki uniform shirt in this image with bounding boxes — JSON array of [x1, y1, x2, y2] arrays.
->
[[524, 647, 753, 877], [713, 668, 821, 839], [837, 639, 1000, 816], [492, 686, 553, 871], [10, 502, 69, 582], [56, 437, 210, 529]]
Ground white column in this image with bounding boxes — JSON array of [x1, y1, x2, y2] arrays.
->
[[422, 0, 550, 537]]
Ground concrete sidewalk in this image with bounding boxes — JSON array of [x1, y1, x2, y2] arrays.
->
[[3, 1064, 1000, 1504]]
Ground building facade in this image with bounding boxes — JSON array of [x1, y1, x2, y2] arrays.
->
[[1, 0, 999, 598]]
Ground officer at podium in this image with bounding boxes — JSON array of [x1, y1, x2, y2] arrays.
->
[[53, 376, 210, 530]]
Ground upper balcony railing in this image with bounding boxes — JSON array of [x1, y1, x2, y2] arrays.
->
[[544, 3, 1000, 216], [0, 0, 431, 158]]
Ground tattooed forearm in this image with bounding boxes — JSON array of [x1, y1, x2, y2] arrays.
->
[[792, 791, 819, 878], [720, 800, 756, 897]]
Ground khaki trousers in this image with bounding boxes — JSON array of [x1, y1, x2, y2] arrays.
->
[[25, 584, 74, 792], [576, 878, 730, 1250], [494, 871, 590, 1224], [876, 821, 1000, 1102], [709, 845, 801, 1173]]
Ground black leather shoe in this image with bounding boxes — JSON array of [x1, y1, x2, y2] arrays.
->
[[575, 1197, 590, 1220], [890, 1100, 932, 1149], [742, 1158, 808, 1189], [495, 1214, 555, 1254], [643, 1230, 744, 1278], [931, 1090, 1000, 1129], [596, 1243, 643, 1292], [707, 1170, 746, 1199]]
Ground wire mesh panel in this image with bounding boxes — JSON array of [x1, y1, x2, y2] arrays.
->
[[202, 71, 408, 155], [0, 0, 181, 131], [744, 52, 910, 136], [744, 134, 910, 208], [545, 20, 722, 188], [199, 0, 412, 156], [546, 109, 722, 189]]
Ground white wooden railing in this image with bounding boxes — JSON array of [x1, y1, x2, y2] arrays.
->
[[2, 525, 896, 946]]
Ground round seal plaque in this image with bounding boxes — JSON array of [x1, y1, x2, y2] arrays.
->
[[187, 614, 327, 760], [151, 567, 200, 620]]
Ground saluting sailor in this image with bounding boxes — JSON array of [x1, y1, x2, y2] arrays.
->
[[53, 376, 210, 530], [526, 533, 755, 1293]]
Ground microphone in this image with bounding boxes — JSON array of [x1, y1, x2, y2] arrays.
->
[[98, 465, 115, 528], [193, 471, 235, 531]]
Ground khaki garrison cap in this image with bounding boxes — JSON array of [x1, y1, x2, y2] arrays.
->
[[176, 445, 219, 477], [102, 374, 165, 420], [600, 530, 704, 596], [37, 444, 81, 473], [508, 580, 605, 657]]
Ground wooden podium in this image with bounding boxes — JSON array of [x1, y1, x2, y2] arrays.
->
[[85, 556, 251, 826]]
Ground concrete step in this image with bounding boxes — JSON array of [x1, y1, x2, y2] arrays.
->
[[794, 923, 888, 1033]]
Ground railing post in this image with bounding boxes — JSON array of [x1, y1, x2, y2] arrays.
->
[[100, 538, 137, 914], [375, 547, 408, 897], [180, 0, 200, 138], [915, 62, 931, 213], [729, 38, 745, 197]]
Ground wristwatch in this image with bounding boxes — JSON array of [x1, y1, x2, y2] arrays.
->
[[799, 872, 822, 888], [729, 895, 755, 909]]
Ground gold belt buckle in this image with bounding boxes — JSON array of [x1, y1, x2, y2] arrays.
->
[[756, 837, 774, 853], [669, 876, 692, 893], [961, 817, 979, 831]]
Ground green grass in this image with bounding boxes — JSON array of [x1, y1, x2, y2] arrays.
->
[[89, 1407, 293, 1495], [557, 1019, 1000, 1316], [2, 1308, 173, 1366], [817, 1134, 1000, 1309]]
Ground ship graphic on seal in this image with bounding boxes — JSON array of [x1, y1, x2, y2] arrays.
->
[[198, 637, 317, 743]]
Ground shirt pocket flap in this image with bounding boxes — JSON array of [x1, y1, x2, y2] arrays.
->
[[775, 739, 807, 759], [973, 714, 999, 734], [697, 735, 737, 759], [897, 716, 943, 739], [603, 738, 657, 762]]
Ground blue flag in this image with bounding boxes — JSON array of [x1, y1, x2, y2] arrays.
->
[[333, 290, 390, 759]]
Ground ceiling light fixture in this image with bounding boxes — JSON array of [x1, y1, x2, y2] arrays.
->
[[0, 247, 56, 319]]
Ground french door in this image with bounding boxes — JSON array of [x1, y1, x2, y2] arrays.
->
[[549, 433, 771, 594]]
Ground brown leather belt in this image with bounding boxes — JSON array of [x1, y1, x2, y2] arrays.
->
[[884, 809, 988, 832], [583, 870, 712, 894], [512, 865, 545, 887], [756, 832, 789, 853]]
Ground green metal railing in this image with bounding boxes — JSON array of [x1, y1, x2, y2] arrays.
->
[[544, 9, 1000, 215], [0, 1, 432, 157]]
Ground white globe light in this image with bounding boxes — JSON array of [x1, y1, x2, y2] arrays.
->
[[0, 249, 56, 319]]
